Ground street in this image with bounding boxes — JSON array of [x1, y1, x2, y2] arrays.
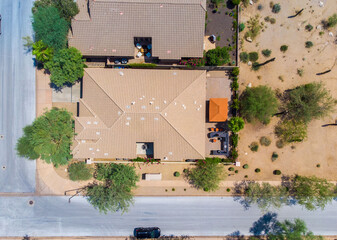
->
[[0, 196, 337, 237], [0, 0, 36, 192]]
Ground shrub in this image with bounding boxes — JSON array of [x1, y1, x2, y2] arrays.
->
[[248, 52, 259, 62], [260, 136, 271, 146], [205, 47, 231, 66], [316, 164, 321, 168], [305, 24, 313, 32], [261, 49, 272, 57], [280, 45, 288, 53], [243, 164, 249, 169], [255, 168, 261, 173], [231, 148, 238, 160], [240, 85, 279, 124], [264, 16, 270, 22], [68, 162, 92, 181], [252, 62, 261, 71], [226, 188, 231, 192], [231, 133, 239, 148], [172, 188, 175, 191], [249, 142, 259, 152], [232, 67, 240, 76], [257, 4, 263, 10], [270, 18, 276, 24], [235, 170, 239, 173], [273, 170, 281, 175], [174, 171, 180, 177], [203, 187, 209, 192], [275, 120, 307, 143], [183, 168, 188, 173], [271, 152, 279, 161], [32, 40, 54, 63], [272, 3, 281, 13], [228, 117, 245, 133], [244, 175, 248, 178], [297, 68, 304, 77], [327, 14, 337, 28], [240, 52, 249, 63], [305, 41, 314, 48], [232, 0, 241, 5], [276, 139, 284, 148], [231, 81, 239, 91], [239, 23, 245, 32], [228, 167, 235, 171], [128, 63, 157, 68], [245, 15, 262, 40]]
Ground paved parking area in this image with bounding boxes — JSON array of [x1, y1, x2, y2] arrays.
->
[[0, 0, 36, 192]]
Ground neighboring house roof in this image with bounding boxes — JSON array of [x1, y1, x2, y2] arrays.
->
[[69, 0, 206, 59], [73, 68, 206, 161], [209, 98, 228, 122]]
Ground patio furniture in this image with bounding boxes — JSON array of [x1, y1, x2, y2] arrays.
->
[[212, 139, 217, 143], [121, 58, 128, 64], [209, 127, 215, 131], [136, 51, 142, 58], [211, 150, 226, 155], [147, 44, 152, 50], [140, 48, 144, 53], [146, 52, 151, 58], [136, 43, 142, 49]]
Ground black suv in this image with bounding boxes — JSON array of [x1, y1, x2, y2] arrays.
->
[[134, 227, 161, 239]]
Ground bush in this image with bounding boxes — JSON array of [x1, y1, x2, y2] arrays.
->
[[174, 171, 180, 177], [255, 168, 261, 173], [276, 139, 284, 148], [231, 133, 239, 148], [249, 142, 259, 152], [260, 136, 271, 146], [128, 63, 157, 68], [232, 0, 241, 5], [228, 117, 245, 133], [240, 85, 279, 124], [232, 67, 240, 76], [172, 188, 175, 191], [280, 45, 288, 53], [239, 23, 245, 32], [68, 162, 92, 181], [305, 24, 313, 32], [245, 15, 262, 40], [275, 120, 307, 143], [205, 47, 231, 66], [240, 52, 249, 63], [327, 14, 337, 28], [32, 6, 69, 50], [243, 164, 249, 169], [297, 68, 304, 77], [316, 164, 321, 168], [226, 188, 231, 192], [252, 62, 261, 71], [248, 52, 259, 62], [231, 148, 239, 160], [183, 168, 188, 173], [257, 4, 263, 10], [244, 175, 248, 178], [228, 167, 235, 171], [231, 81, 239, 91], [271, 152, 278, 161], [305, 41, 314, 48], [203, 187, 209, 192], [270, 18, 276, 24], [272, 3, 281, 13], [273, 170, 281, 175], [235, 170, 239, 173], [32, 40, 54, 63], [261, 49, 272, 57], [45, 47, 85, 87]]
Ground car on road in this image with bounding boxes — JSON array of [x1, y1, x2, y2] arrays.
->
[[134, 227, 161, 239]]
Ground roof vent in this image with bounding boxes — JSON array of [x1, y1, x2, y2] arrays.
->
[[149, 101, 154, 105], [87, 121, 91, 125], [152, 97, 155, 100], [89, 148, 93, 151], [119, 12, 123, 15], [96, 132, 100, 135], [169, 152, 173, 155], [126, 105, 131, 109], [163, 100, 167, 104], [96, 149, 100, 152], [81, 140, 86, 143], [140, 117, 145, 121], [194, 100, 197, 104], [154, 117, 159, 121], [104, 153, 109, 156], [126, 122, 130, 126], [126, 117, 131, 120], [167, 50, 171, 54], [160, 5, 163, 8], [164, 112, 167, 116], [174, 102, 177, 106], [141, 105, 146, 109], [155, 106, 160, 110], [131, 101, 136, 105], [93, 121, 98, 125], [119, 71, 124, 76], [118, 111, 122, 115], [173, 72, 177, 76], [112, 49, 116, 52], [163, 157, 168, 160]]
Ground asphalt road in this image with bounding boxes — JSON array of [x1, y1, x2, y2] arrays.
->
[[0, 0, 36, 192], [0, 196, 337, 237]]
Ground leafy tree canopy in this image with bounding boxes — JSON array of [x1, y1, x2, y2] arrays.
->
[[32, 6, 69, 50], [187, 158, 226, 192], [32, 40, 54, 63], [205, 46, 231, 66], [268, 219, 324, 240], [228, 117, 245, 133], [16, 108, 74, 167], [86, 163, 139, 214], [45, 47, 85, 87], [285, 82, 336, 123], [32, 0, 79, 23], [240, 85, 279, 124], [68, 162, 92, 181]]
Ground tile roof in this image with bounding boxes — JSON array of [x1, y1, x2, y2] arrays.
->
[[73, 68, 206, 161], [69, 0, 206, 59]]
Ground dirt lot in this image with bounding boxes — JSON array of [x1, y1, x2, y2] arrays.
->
[[237, 0, 337, 180]]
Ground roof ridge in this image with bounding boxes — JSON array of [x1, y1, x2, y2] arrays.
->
[[78, 99, 109, 129], [159, 114, 204, 159]]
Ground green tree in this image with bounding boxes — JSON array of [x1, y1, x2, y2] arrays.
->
[[275, 120, 307, 143], [267, 219, 324, 240], [16, 108, 74, 167], [244, 182, 289, 211], [32, 0, 79, 23], [327, 13, 337, 28], [68, 162, 92, 181], [232, 0, 241, 5], [45, 47, 85, 87], [32, 6, 69, 50], [86, 163, 139, 213], [187, 158, 226, 191], [228, 117, 245, 132], [205, 47, 231, 66], [289, 175, 336, 211], [32, 40, 54, 63], [285, 82, 336, 123], [240, 86, 279, 124]]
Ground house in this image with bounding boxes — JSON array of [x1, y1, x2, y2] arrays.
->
[[73, 68, 206, 161], [69, 0, 206, 62]]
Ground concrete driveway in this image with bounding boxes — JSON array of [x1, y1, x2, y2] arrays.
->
[[0, 0, 36, 192]]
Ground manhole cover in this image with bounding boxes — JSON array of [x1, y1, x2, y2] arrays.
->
[[0, 135, 4, 140], [28, 200, 34, 206], [2, 166, 6, 170]]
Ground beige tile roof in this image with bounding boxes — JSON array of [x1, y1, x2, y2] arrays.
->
[[73, 68, 206, 161], [69, 0, 206, 60]]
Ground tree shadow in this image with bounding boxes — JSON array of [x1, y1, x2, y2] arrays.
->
[[227, 230, 245, 240], [226, 0, 235, 10], [232, 180, 255, 210], [249, 212, 279, 236]]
